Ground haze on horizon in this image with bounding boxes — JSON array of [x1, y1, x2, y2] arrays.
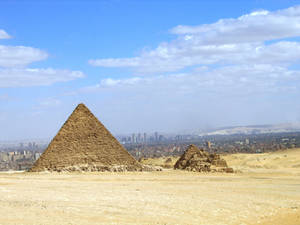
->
[[1, 0, 300, 141]]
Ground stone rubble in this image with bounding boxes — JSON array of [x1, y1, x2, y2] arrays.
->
[[174, 144, 234, 173]]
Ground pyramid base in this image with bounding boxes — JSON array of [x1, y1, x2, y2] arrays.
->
[[178, 166, 234, 173], [30, 164, 162, 172]]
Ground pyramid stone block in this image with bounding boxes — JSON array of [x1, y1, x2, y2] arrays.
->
[[30, 103, 142, 172], [174, 144, 233, 173]]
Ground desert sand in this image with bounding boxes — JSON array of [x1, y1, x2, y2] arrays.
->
[[1, 149, 300, 225], [222, 148, 300, 175]]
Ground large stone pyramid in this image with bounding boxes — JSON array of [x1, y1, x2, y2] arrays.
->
[[174, 144, 233, 173], [30, 103, 142, 172]]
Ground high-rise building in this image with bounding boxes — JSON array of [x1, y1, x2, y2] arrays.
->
[[143, 133, 147, 143], [158, 135, 164, 142], [132, 133, 136, 143], [149, 136, 154, 142], [137, 133, 141, 143], [175, 135, 182, 141], [121, 137, 127, 144], [154, 132, 158, 142]]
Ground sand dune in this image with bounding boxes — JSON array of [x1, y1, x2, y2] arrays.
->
[[223, 148, 300, 175]]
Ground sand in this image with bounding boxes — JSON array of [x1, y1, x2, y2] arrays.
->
[[0, 149, 300, 225], [222, 148, 300, 175]]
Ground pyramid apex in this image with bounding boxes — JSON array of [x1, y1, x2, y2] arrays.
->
[[77, 103, 87, 107], [73, 103, 90, 112]]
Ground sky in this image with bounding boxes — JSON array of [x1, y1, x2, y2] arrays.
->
[[1, 0, 300, 140]]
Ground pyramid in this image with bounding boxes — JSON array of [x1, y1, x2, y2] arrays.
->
[[30, 103, 142, 172], [174, 144, 233, 173]]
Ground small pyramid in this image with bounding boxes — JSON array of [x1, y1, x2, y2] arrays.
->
[[174, 144, 233, 173], [174, 144, 201, 169], [30, 103, 141, 172]]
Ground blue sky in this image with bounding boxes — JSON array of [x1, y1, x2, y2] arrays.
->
[[1, 0, 300, 140]]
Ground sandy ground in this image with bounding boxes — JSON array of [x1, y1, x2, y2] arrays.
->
[[222, 148, 300, 175], [0, 149, 300, 225]]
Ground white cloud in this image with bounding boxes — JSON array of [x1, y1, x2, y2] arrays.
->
[[171, 6, 300, 44], [0, 68, 85, 87], [0, 45, 48, 68], [89, 41, 300, 73], [89, 6, 300, 74], [100, 77, 142, 86], [0, 29, 85, 87], [81, 77, 142, 92], [88, 43, 251, 73], [236, 41, 300, 65], [85, 64, 300, 95], [89, 58, 141, 68], [78, 64, 300, 132], [0, 30, 11, 39]]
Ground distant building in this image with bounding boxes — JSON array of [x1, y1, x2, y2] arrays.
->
[[143, 133, 147, 143], [175, 135, 182, 141], [149, 136, 154, 142], [158, 135, 164, 142], [121, 137, 127, 144], [154, 132, 158, 142], [137, 133, 141, 143], [245, 138, 250, 145], [132, 133, 136, 143]]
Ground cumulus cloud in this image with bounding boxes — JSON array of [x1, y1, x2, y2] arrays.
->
[[86, 64, 300, 94], [89, 6, 300, 74], [0, 29, 48, 68], [171, 6, 300, 44], [0, 30, 11, 39], [90, 41, 300, 73], [0, 68, 85, 87], [0, 28, 85, 87], [0, 45, 48, 67]]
